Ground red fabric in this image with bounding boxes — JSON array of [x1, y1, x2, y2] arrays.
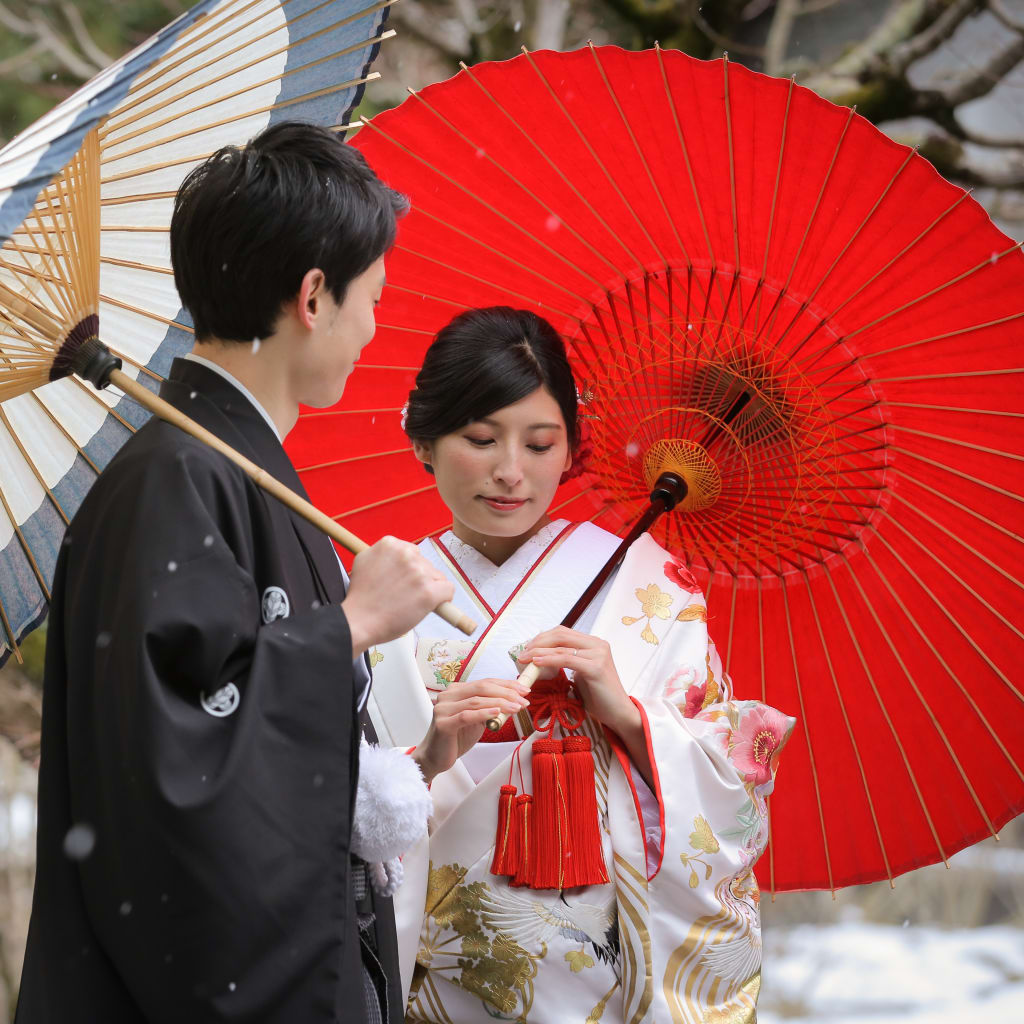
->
[[287, 47, 1024, 892]]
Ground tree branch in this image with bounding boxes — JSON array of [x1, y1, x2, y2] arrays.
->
[[394, 0, 471, 61], [59, 1, 114, 69], [885, 0, 983, 77], [988, 0, 1024, 31], [691, 0, 766, 56], [765, 0, 801, 76]]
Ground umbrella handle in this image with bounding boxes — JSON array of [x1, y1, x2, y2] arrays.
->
[[108, 369, 477, 637], [485, 661, 542, 732]]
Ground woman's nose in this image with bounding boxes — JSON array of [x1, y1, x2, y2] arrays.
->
[[492, 449, 524, 486]]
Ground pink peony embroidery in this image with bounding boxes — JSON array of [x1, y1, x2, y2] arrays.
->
[[730, 705, 791, 786], [684, 682, 708, 719], [663, 557, 701, 594], [664, 664, 698, 698]]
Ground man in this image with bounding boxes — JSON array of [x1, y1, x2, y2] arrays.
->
[[16, 122, 453, 1023]]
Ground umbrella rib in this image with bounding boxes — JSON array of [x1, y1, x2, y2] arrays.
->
[[722, 56, 742, 314], [894, 426, 1023, 462], [0, 405, 68, 524], [755, 75, 794, 335], [455, 58, 673, 290], [103, 3, 395, 140], [586, 43, 689, 264], [70, 377, 135, 434], [867, 522, 1024, 726], [402, 207, 590, 306], [101, 191, 177, 208], [889, 490, 1022, 589], [99, 256, 173, 277], [756, 106, 856, 349], [805, 575, 895, 887], [296, 448, 410, 473], [30, 390, 100, 475], [874, 367, 1024, 383], [99, 74, 380, 186], [783, 146, 918, 363], [331, 483, 437, 521], [822, 558, 949, 866], [779, 572, 835, 893], [519, 47, 665, 271], [0, 475, 50, 600], [787, 190, 970, 361], [653, 44, 725, 312], [100, 293, 194, 334], [357, 116, 609, 292], [888, 444, 1024, 499], [885, 400, 1023, 418], [0, 588, 21, 665], [852, 311, 1024, 364], [872, 510, 1024, 699], [889, 465, 1022, 545], [848, 549, 999, 839], [104, 31, 393, 159], [801, 242, 1024, 374], [390, 245, 577, 320]]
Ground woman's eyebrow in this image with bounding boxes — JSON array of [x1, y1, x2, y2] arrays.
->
[[477, 418, 564, 430]]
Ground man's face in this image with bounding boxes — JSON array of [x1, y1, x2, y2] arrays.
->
[[296, 256, 386, 408]]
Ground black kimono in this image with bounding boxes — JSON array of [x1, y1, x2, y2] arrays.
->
[[17, 358, 401, 1023]]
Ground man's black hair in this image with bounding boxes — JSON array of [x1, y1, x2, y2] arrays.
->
[[170, 121, 407, 342]]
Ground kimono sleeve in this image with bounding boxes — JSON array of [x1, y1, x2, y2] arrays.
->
[[61, 446, 363, 1021]]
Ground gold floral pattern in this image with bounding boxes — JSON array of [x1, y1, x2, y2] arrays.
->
[[565, 948, 595, 973], [680, 815, 720, 888], [412, 861, 544, 1021], [621, 583, 674, 644], [677, 603, 708, 623], [368, 648, 383, 667]]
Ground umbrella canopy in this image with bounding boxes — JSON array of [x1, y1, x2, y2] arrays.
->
[[0, 0, 395, 664], [287, 45, 1024, 893]]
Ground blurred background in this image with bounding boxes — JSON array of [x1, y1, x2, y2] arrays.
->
[[1, 1, 1022, 1020]]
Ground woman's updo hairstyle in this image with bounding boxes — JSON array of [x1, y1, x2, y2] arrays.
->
[[404, 308, 579, 463]]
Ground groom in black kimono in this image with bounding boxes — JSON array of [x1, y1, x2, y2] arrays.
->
[[16, 123, 453, 1023]]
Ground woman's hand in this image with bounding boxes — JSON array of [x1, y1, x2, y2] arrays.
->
[[518, 626, 637, 735], [412, 677, 531, 784], [518, 627, 654, 790]]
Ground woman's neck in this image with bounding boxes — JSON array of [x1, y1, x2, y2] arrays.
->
[[450, 514, 552, 566]]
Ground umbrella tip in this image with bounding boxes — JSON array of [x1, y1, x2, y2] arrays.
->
[[458, 60, 468, 70]]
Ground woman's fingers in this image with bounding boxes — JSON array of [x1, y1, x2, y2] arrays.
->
[[435, 693, 526, 717]]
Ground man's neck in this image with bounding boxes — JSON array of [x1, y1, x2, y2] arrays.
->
[[190, 337, 298, 438]]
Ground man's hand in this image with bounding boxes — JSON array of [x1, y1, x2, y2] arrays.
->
[[341, 536, 455, 656], [412, 677, 531, 784]]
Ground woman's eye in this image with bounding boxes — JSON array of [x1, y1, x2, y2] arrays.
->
[[528, 444, 555, 453], [465, 436, 494, 447]]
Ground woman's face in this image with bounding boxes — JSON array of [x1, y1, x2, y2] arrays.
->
[[413, 386, 573, 561]]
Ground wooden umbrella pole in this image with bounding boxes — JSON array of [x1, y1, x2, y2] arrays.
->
[[485, 471, 688, 731], [107, 367, 477, 636]]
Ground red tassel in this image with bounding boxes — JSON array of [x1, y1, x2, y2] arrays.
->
[[490, 784, 520, 877], [510, 794, 533, 888], [562, 735, 609, 887], [528, 737, 570, 890]]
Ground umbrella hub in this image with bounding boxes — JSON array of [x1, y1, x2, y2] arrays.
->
[[643, 439, 720, 513]]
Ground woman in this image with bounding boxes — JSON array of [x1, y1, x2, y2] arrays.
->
[[367, 307, 794, 1024]]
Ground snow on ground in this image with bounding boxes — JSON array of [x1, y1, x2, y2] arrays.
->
[[759, 922, 1024, 1023]]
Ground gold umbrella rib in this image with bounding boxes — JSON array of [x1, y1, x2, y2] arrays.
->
[[822, 558, 949, 866], [331, 483, 437, 521]]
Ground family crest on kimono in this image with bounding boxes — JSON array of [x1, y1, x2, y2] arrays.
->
[[366, 307, 796, 1024]]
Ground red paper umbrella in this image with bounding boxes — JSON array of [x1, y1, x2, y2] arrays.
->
[[286, 46, 1024, 893]]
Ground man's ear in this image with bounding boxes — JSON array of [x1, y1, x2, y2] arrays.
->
[[295, 268, 326, 330]]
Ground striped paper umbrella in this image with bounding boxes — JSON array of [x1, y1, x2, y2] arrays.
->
[[0, 0, 397, 664], [288, 45, 1024, 893]]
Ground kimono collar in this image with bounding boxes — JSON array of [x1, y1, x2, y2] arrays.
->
[[161, 357, 347, 606]]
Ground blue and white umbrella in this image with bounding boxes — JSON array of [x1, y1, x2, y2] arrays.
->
[[0, 0, 396, 664]]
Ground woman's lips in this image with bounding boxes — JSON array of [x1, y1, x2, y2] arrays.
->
[[479, 496, 527, 511]]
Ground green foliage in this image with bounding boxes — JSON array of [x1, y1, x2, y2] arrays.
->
[[18, 622, 46, 685], [0, 0, 202, 144]]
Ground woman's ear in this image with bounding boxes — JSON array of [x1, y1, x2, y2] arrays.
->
[[412, 439, 434, 474], [562, 445, 573, 474]]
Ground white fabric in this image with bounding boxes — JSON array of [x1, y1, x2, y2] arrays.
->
[[368, 524, 796, 1023]]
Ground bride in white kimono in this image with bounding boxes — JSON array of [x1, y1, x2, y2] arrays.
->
[[366, 307, 795, 1024]]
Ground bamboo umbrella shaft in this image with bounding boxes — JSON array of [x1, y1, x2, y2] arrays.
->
[[108, 368, 476, 636]]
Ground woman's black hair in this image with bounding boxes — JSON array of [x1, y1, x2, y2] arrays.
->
[[170, 121, 407, 342], [404, 308, 579, 469]]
